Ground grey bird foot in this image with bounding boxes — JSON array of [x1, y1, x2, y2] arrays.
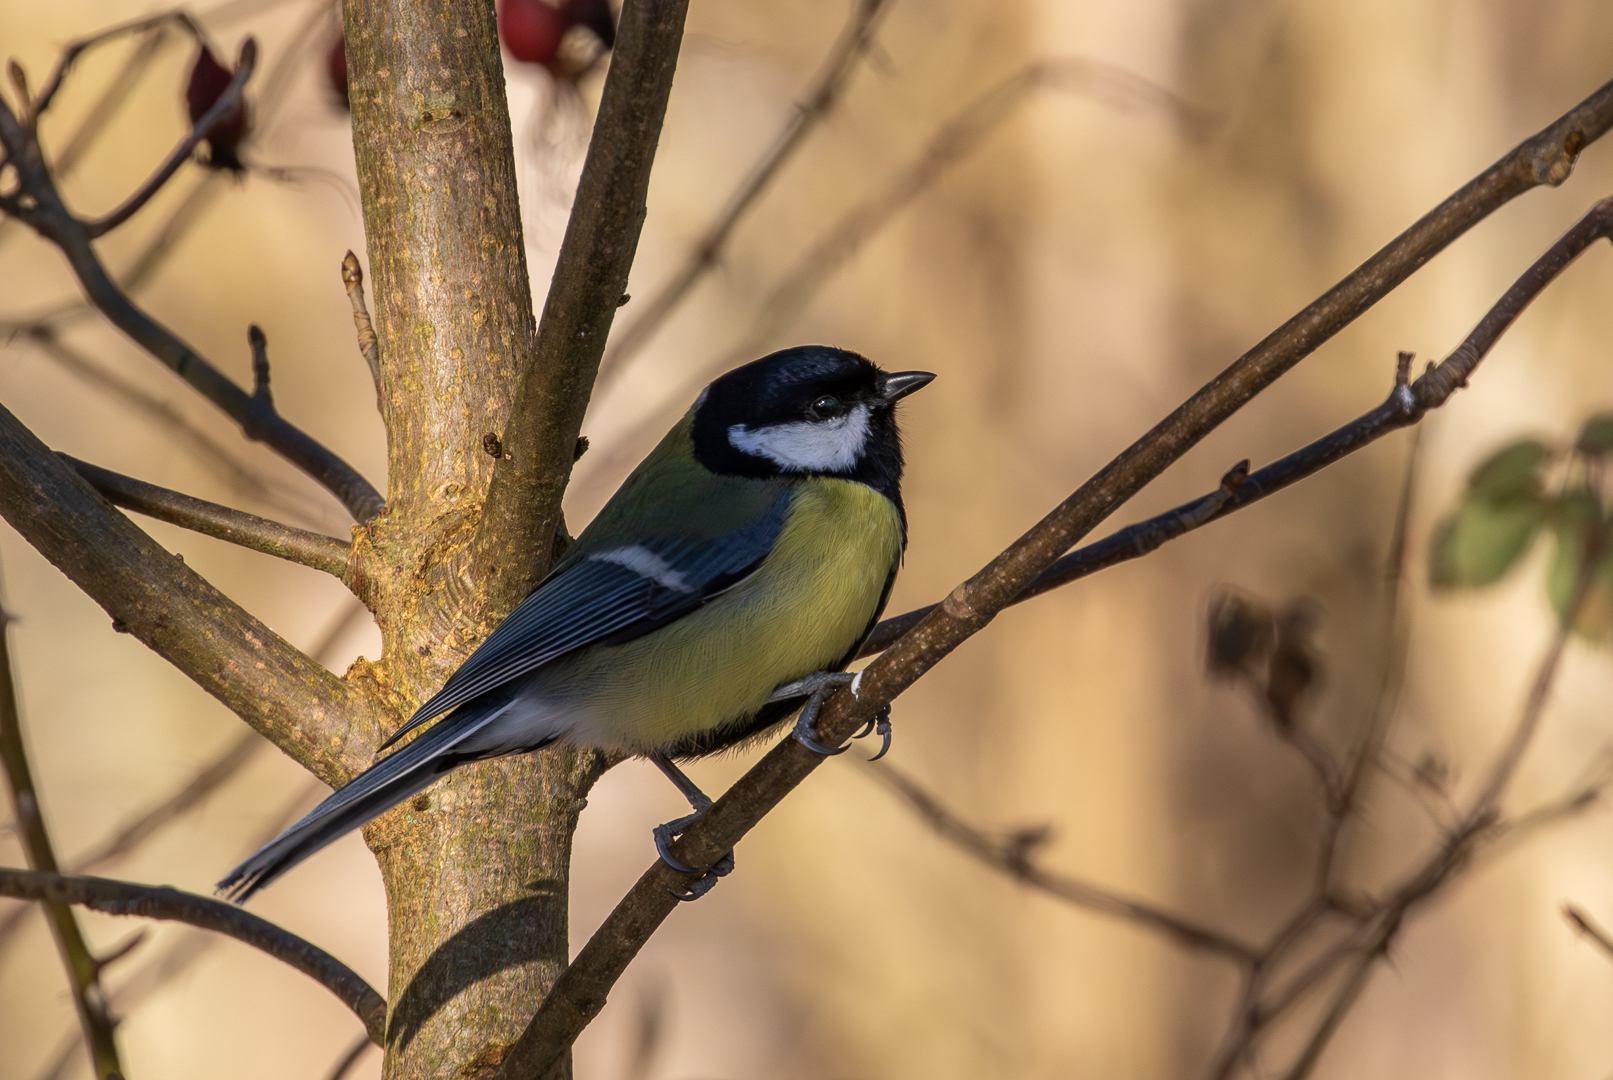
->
[[772, 672, 858, 755], [653, 808, 735, 901]]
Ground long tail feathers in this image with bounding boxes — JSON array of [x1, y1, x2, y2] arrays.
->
[[217, 705, 501, 904]]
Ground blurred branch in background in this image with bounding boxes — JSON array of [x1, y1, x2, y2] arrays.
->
[[499, 79, 1613, 1078], [0, 28, 385, 522], [583, 53, 1206, 486], [0, 582, 125, 1078], [0, 598, 367, 954], [873, 443, 1607, 1079], [596, 0, 899, 386], [871, 764, 1260, 963], [28, 778, 329, 1080]]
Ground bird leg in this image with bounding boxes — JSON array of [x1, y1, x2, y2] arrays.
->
[[649, 753, 734, 901], [769, 671, 893, 759]]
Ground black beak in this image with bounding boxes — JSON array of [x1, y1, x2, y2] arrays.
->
[[880, 370, 936, 403]]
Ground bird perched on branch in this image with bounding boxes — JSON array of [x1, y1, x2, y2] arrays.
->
[[220, 347, 933, 902]]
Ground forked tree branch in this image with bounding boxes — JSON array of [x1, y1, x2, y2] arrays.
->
[[496, 79, 1613, 1079], [0, 76, 386, 523], [0, 868, 386, 1045], [0, 402, 381, 788], [472, 0, 690, 607], [64, 456, 354, 580], [596, 0, 898, 384]]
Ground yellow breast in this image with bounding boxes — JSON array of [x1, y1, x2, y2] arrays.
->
[[549, 478, 905, 754]]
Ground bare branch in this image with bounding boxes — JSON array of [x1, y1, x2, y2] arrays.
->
[[865, 194, 1613, 654], [64, 455, 354, 580], [0, 95, 385, 523], [325, 1034, 376, 1080], [0, 596, 123, 1078], [341, 251, 382, 405], [497, 81, 1613, 1078], [872, 764, 1258, 963], [596, 0, 898, 383], [1564, 904, 1613, 963], [82, 38, 256, 238], [0, 867, 385, 1044], [0, 400, 382, 787], [472, 0, 691, 607], [582, 55, 1204, 486]]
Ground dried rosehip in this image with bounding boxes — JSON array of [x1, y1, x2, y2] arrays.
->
[[326, 34, 349, 111], [186, 46, 250, 172], [499, 0, 566, 66]]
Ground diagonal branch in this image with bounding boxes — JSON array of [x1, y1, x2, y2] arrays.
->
[[64, 455, 354, 580], [872, 764, 1258, 963], [0, 400, 382, 788], [0, 868, 386, 1045], [496, 80, 1613, 1079], [472, 0, 690, 608], [596, 0, 898, 384], [0, 90, 386, 524], [863, 194, 1613, 654]]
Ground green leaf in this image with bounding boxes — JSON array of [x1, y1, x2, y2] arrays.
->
[[1466, 439, 1550, 500], [1545, 490, 1613, 641], [1575, 414, 1613, 456], [1429, 494, 1548, 589]]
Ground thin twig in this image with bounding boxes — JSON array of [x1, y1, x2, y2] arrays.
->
[[581, 55, 1202, 487], [1564, 904, 1613, 963], [496, 82, 1613, 1079], [341, 251, 382, 406], [83, 38, 257, 238], [0, 591, 125, 1078], [596, 0, 898, 384], [0, 867, 386, 1043], [325, 1033, 376, 1080], [872, 764, 1259, 963], [64, 455, 354, 579], [0, 92, 386, 522]]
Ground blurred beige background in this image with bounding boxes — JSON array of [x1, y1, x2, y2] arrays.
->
[[3, 0, 1613, 1078]]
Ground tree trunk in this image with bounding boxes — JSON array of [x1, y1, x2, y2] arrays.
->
[[342, 1, 596, 1075]]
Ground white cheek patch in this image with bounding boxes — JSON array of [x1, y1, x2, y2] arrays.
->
[[728, 404, 871, 472], [589, 546, 695, 593]]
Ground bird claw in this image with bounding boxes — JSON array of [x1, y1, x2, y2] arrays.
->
[[786, 672, 857, 756], [860, 706, 893, 761], [653, 807, 734, 900]]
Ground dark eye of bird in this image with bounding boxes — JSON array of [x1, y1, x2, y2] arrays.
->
[[808, 394, 842, 420]]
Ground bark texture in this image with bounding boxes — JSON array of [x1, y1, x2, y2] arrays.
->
[[341, 0, 599, 1075]]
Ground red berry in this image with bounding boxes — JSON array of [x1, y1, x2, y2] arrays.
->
[[326, 35, 349, 111], [499, 0, 566, 65], [186, 46, 250, 172]]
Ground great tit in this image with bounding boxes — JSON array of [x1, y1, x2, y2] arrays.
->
[[219, 346, 933, 902]]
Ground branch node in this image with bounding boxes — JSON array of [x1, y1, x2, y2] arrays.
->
[[6, 59, 29, 120], [248, 324, 272, 405], [482, 432, 503, 459], [341, 251, 382, 403], [1394, 350, 1412, 387]]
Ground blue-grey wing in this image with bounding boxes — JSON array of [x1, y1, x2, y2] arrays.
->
[[377, 490, 792, 751]]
